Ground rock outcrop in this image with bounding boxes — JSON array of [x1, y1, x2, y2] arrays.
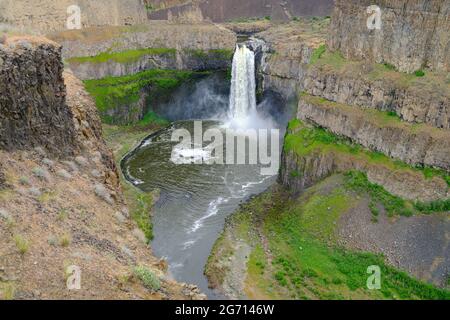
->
[[328, 0, 450, 73], [280, 143, 449, 202], [147, 0, 334, 22], [248, 19, 329, 100], [297, 95, 450, 171], [0, 36, 77, 156], [49, 22, 236, 80], [303, 64, 450, 129], [250, 20, 450, 129], [0, 0, 148, 34]]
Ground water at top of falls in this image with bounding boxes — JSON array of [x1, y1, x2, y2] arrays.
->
[[228, 44, 257, 128]]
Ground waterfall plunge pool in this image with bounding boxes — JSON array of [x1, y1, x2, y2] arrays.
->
[[122, 44, 289, 299]]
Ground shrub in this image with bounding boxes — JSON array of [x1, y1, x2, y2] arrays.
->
[[1, 282, 15, 300], [19, 176, 30, 186], [383, 63, 396, 71], [94, 184, 113, 204], [133, 266, 161, 291], [57, 209, 68, 221], [47, 235, 58, 246], [14, 235, 29, 255], [274, 271, 288, 286], [59, 234, 71, 247], [131, 193, 154, 242], [414, 70, 425, 77], [369, 201, 380, 217], [32, 167, 51, 182], [310, 44, 326, 64], [414, 199, 450, 213]]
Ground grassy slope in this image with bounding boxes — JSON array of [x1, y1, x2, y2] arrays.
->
[[68, 48, 177, 64], [207, 179, 450, 300], [310, 46, 450, 95], [68, 48, 233, 65]]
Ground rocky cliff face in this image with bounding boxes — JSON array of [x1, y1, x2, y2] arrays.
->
[[297, 96, 450, 171], [0, 36, 77, 156], [251, 19, 449, 130], [147, 0, 334, 22], [328, 0, 450, 73], [248, 19, 329, 100], [0, 0, 333, 34], [251, 14, 449, 205], [303, 65, 450, 129], [49, 23, 236, 80], [0, 0, 148, 34]]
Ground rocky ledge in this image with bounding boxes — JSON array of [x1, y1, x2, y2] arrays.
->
[[49, 22, 237, 80], [328, 0, 450, 73], [298, 94, 450, 171]]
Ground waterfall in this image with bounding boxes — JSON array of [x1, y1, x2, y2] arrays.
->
[[229, 44, 257, 124]]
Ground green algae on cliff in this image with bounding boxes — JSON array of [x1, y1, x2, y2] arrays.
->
[[84, 69, 210, 124], [67, 48, 177, 65]]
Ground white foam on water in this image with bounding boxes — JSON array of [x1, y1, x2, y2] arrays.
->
[[183, 240, 197, 250], [171, 144, 216, 165], [190, 197, 229, 233], [125, 166, 144, 185]]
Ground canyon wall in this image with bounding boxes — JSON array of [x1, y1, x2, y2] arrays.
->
[[250, 16, 449, 204], [0, 36, 77, 156], [328, 0, 450, 73], [0, 0, 334, 34], [0, 0, 148, 33], [50, 22, 236, 80], [147, 0, 334, 22], [49, 22, 236, 125]]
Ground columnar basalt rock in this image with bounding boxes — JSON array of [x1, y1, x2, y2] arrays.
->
[[0, 36, 78, 156], [50, 23, 237, 80], [328, 0, 450, 73], [302, 66, 450, 129], [280, 148, 449, 202], [297, 95, 450, 171]]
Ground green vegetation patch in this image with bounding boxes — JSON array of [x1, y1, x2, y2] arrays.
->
[[214, 183, 450, 299], [184, 48, 234, 61], [133, 266, 161, 291], [84, 69, 209, 123], [310, 44, 326, 65], [68, 48, 176, 65], [130, 192, 154, 243], [344, 170, 450, 216], [309, 48, 450, 96]]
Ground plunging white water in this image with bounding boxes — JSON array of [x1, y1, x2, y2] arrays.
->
[[228, 44, 257, 128]]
